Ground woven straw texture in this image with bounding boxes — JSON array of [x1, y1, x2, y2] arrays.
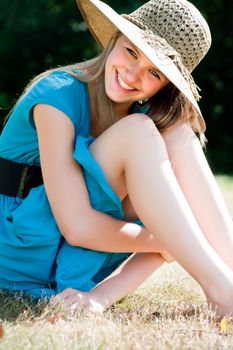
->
[[124, 0, 211, 73], [77, 0, 212, 126]]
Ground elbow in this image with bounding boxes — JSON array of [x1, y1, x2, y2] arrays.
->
[[60, 219, 94, 247]]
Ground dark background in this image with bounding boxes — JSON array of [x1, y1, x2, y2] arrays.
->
[[0, 0, 232, 173]]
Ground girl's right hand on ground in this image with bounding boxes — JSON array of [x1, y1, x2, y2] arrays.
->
[[51, 288, 106, 314]]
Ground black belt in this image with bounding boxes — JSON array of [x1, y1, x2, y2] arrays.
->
[[0, 156, 43, 198]]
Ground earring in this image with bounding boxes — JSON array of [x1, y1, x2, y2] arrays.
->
[[138, 98, 148, 105]]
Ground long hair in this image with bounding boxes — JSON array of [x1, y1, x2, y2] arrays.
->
[[148, 83, 206, 145], [6, 31, 205, 144], [4, 31, 121, 135]]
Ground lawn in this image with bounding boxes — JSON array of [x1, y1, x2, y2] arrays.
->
[[0, 175, 233, 350]]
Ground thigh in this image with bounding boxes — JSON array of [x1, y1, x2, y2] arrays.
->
[[89, 113, 160, 201]]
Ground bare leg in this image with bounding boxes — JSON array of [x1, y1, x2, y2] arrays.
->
[[89, 114, 233, 316], [162, 122, 233, 268]]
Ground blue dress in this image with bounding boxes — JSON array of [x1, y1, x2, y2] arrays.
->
[[0, 71, 131, 298]]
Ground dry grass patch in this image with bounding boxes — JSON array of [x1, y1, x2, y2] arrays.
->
[[0, 175, 232, 349], [1, 268, 233, 350]]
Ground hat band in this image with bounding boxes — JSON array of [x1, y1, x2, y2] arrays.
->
[[123, 14, 201, 101]]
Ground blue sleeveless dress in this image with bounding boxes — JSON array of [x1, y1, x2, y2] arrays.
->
[[0, 71, 132, 298]]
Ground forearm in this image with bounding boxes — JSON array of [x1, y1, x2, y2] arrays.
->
[[91, 252, 165, 309], [54, 253, 165, 313], [69, 208, 166, 254]]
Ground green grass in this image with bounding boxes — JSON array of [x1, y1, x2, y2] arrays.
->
[[0, 175, 232, 349]]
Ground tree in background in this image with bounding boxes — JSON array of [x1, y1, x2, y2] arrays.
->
[[0, 0, 232, 172]]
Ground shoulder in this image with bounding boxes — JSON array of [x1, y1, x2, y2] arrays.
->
[[13, 71, 90, 133], [30, 71, 86, 100], [28, 71, 89, 125], [40, 71, 83, 87]]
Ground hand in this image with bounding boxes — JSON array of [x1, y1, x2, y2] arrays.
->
[[51, 288, 106, 314]]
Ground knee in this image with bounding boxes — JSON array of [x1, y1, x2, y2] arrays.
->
[[114, 114, 167, 158], [117, 113, 162, 139], [161, 122, 197, 152]]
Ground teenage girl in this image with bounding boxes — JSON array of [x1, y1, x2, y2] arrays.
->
[[0, 0, 232, 316]]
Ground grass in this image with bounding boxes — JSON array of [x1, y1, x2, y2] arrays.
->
[[0, 175, 233, 349]]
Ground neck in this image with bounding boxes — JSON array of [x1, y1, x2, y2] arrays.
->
[[87, 82, 133, 137], [112, 101, 132, 120]]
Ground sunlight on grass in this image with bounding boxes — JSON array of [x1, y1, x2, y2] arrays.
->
[[0, 175, 232, 349]]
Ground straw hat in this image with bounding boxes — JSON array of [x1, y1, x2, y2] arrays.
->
[[76, 0, 211, 129]]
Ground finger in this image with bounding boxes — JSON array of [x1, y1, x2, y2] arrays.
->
[[53, 288, 77, 302], [50, 290, 77, 308], [57, 288, 76, 298], [61, 296, 81, 309]]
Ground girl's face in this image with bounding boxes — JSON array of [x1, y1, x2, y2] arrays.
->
[[104, 35, 169, 115]]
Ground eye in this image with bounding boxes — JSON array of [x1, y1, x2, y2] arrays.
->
[[149, 68, 161, 80], [126, 47, 137, 59]]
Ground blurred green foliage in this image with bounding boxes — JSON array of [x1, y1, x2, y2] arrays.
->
[[0, 0, 232, 172]]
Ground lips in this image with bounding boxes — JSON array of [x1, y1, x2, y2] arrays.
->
[[116, 71, 136, 92]]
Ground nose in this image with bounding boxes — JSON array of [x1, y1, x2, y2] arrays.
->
[[125, 64, 142, 83]]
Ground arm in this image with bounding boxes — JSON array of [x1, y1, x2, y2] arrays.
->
[[54, 252, 165, 312], [34, 104, 167, 254]]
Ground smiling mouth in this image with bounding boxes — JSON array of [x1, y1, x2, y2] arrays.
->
[[116, 71, 137, 92]]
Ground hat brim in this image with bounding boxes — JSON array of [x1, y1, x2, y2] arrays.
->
[[77, 0, 205, 130]]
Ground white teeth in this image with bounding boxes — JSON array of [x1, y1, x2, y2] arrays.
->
[[117, 73, 135, 91]]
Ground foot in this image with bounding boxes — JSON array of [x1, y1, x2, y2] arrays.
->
[[205, 283, 233, 318]]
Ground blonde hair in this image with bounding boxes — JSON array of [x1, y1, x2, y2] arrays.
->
[[7, 31, 205, 144], [148, 83, 206, 145]]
